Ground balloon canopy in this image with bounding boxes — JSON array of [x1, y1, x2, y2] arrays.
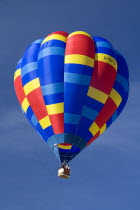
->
[[14, 31, 129, 163]]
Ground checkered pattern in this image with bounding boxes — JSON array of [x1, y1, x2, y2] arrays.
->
[[14, 31, 129, 163]]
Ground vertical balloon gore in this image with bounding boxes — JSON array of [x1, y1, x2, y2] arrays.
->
[[14, 31, 129, 164]]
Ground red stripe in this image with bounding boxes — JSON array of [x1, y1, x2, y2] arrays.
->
[[45, 31, 69, 39], [65, 34, 95, 58], [90, 61, 116, 95], [14, 76, 25, 104], [95, 97, 117, 128], [27, 88, 48, 120], [59, 143, 71, 146], [51, 31, 69, 37], [49, 113, 64, 134], [86, 131, 100, 146]]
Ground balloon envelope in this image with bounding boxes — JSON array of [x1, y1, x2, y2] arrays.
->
[[14, 31, 129, 163]]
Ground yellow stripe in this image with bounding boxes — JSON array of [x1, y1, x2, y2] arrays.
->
[[68, 31, 92, 39], [65, 54, 94, 67], [46, 102, 64, 115], [89, 122, 99, 135], [42, 34, 67, 45], [87, 86, 108, 104], [21, 98, 29, 113], [109, 88, 122, 107], [24, 78, 40, 95], [39, 116, 51, 129], [100, 124, 106, 135], [58, 144, 72, 149], [14, 69, 21, 80], [95, 53, 117, 70]]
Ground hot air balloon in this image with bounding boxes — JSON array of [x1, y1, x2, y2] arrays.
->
[[14, 31, 129, 179]]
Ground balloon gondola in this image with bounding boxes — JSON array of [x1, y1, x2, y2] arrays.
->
[[14, 31, 129, 179]]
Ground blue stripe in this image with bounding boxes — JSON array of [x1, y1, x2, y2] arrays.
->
[[43, 93, 63, 105], [16, 64, 21, 71], [48, 134, 64, 144], [61, 133, 85, 147], [64, 73, 91, 85], [47, 135, 57, 148], [82, 106, 98, 121], [59, 146, 80, 153], [93, 37, 107, 42], [85, 96, 103, 112], [50, 133, 86, 148], [106, 118, 112, 128], [113, 82, 125, 98], [21, 62, 38, 77], [52, 145, 60, 160], [43, 126, 55, 140], [64, 113, 80, 124], [18, 58, 22, 64], [31, 114, 38, 127], [96, 41, 113, 49], [36, 124, 53, 143], [22, 70, 38, 86], [38, 55, 64, 85], [96, 48, 116, 59], [64, 83, 89, 114], [116, 74, 129, 92], [41, 82, 64, 95], [21, 42, 41, 66], [116, 54, 129, 80], [93, 36, 112, 44], [64, 63, 93, 76], [76, 116, 93, 142], [117, 92, 129, 116], [32, 39, 43, 44], [16, 59, 22, 70], [38, 47, 65, 60], [112, 111, 118, 122], [64, 123, 77, 134], [26, 106, 33, 119], [40, 39, 66, 50]]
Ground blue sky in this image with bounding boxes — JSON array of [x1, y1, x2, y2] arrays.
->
[[0, 0, 140, 209]]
